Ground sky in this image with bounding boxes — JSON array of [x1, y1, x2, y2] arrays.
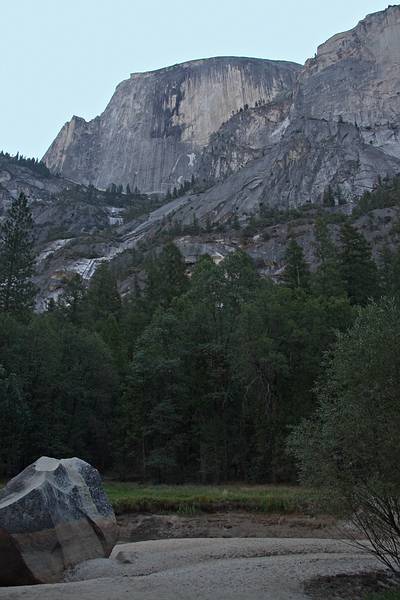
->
[[0, 0, 392, 159]]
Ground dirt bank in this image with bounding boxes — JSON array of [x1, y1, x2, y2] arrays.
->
[[117, 511, 340, 542]]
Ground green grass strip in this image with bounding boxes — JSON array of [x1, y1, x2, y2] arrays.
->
[[104, 483, 319, 515]]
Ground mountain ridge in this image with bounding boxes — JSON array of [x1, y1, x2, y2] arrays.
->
[[43, 56, 300, 193], [43, 4, 400, 212], [5, 5, 400, 303]]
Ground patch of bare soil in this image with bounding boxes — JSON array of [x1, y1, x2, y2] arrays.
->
[[117, 511, 340, 542], [305, 572, 400, 600]]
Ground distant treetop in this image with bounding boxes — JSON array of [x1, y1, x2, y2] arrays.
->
[[0, 150, 51, 178]]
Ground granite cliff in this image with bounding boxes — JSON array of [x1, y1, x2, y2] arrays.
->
[[172, 4, 400, 221], [43, 6, 400, 214], [7, 5, 400, 303], [43, 57, 300, 193]]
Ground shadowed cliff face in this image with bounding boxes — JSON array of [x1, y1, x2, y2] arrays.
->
[[43, 57, 301, 193]]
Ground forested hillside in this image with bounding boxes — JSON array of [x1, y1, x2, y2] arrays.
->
[[1, 180, 400, 483]]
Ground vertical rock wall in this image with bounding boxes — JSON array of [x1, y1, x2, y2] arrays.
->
[[43, 57, 301, 192]]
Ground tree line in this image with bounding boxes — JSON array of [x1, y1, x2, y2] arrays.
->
[[0, 190, 399, 482], [0, 151, 51, 178]]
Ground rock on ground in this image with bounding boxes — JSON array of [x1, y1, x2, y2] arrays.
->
[[0, 457, 117, 585]]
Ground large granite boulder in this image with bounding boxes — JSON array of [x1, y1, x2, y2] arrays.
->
[[0, 456, 117, 585]]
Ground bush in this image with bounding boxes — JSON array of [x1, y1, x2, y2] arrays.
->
[[289, 298, 400, 573]]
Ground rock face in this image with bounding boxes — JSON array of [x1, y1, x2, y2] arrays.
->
[[161, 5, 400, 219], [0, 155, 72, 213], [21, 4, 400, 300], [43, 6, 400, 208], [0, 456, 117, 585], [296, 4, 400, 144], [43, 57, 301, 192], [197, 96, 292, 184]]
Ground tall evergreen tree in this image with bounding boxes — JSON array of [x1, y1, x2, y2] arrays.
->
[[338, 223, 379, 305], [322, 185, 335, 207], [312, 219, 345, 298], [87, 262, 121, 322], [56, 273, 87, 325], [380, 244, 400, 298], [282, 239, 310, 289], [0, 193, 36, 314], [145, 243, 188, 311], [0, 365, 30, 476]]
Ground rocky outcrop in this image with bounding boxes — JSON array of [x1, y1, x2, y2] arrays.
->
[[0, 156, 72, 213], [14, 4, 400, 301], [163, 5, 400, 217], [0, 456, 117, 585], [197, 95, 292, 184], [43, 6, 400, 210], [43, 57, 301, 192], [296, 5, 400, 141], [168, 118, 400, 226]]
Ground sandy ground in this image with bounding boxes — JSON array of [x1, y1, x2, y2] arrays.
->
[[0, 538, 382, 600]]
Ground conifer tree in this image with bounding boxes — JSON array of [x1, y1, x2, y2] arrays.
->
[[380, 244, 400, 298], [0, 192, 36, 314], [0, 366, 30, 476], [56, 273, 88, 325], [312, 218, 345, 297], [283, 239, 310, 289], [145, 243, 188, 310], [322, 185, 335, 207], [87, 262, 121, 322], [338, 223, 379, 305]]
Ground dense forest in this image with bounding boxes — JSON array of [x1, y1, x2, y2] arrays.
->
[[1, 182, 400, 484]]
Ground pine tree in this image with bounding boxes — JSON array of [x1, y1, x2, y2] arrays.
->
[[389, 249, 400, 298], [87, 262, 121, 322], [312, 218, 345, 297], [339, 223, 379, 305], [380, 244, 400, 298], [0, 365, 30, 476], [56, 273, 88, 325], [145, 243, 188, 311], [322, 185, 335, 207], [282, 239, 310, 289], [0, 192, 36, 314]]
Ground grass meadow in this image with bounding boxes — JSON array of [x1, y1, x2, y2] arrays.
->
[[104, 482, 319, 515]]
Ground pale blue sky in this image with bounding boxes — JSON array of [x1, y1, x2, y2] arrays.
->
[[0, 0, 392, 159]]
